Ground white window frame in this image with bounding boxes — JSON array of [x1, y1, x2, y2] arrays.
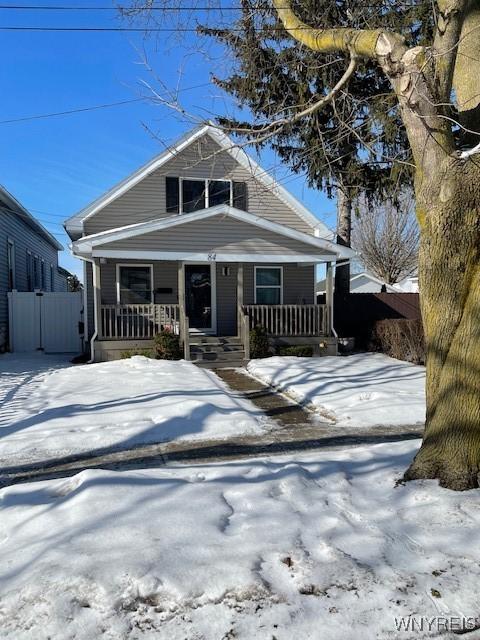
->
[[116, 263, 154, 304], [7, 238, 15, 290], [254, 265, 283, 304], [179, 177, 233, 214]]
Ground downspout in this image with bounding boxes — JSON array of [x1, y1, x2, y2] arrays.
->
[[75, 253, 97, 364]]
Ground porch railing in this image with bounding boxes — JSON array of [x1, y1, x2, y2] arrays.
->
[[242, 304, 328, 337], [100, 304, 180, 339]]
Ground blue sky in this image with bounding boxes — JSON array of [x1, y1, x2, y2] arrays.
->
[[0, 3, 336, 280]]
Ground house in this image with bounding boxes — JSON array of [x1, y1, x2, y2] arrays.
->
[[393, 273, 419, 293], [0, 185, 67, 351], [65, 125, 354, 365], [317, 271, 398, 295]]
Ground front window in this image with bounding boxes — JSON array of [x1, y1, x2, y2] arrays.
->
[[182, 179, 206, 213], [255, 267, 282, 304], [7, 240, 15, 290], [117, 265, 152, 304]]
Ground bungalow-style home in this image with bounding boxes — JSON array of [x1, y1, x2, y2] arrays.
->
[[65, 125, 354, 365], [0, 185, 67, 351], [317, 271, 397, 295]]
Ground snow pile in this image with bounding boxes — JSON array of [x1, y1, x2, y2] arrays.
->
[[1, 440, 479, 639], [0, 355, 269, 466], [248, 353, 425, 428]]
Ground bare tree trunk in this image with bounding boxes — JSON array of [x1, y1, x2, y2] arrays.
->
[[334, 187, 352, 296], [405, 162, 480, 490]]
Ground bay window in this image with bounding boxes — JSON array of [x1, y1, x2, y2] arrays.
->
[[255, 266, 283, 304]]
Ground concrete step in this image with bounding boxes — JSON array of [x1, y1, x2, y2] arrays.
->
[[190, 344, 244, 354], [192, 350, 246, 362], [189, 335, 242, 346]]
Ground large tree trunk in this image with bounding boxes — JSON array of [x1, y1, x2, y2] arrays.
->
[[404, 161, 480, 490], [334, 187, 352, 296]]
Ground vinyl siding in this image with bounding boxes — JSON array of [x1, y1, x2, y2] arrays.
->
[[92, 259, 314, 337], [83, 134, 315, 236], [99, 215, 332, 258], [0, 206, 64, 348]]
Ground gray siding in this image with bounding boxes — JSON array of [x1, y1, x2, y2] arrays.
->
[[216, 263, 238, 335], [83, 134, 315, 236], [0, 206, 64, 348], [94, 259, 314, 337], [100, 215, 331, 257]]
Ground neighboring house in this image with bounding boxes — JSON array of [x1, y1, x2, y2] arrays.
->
[[65, 125, 354, 364], [317, 271, 397, 295], [0, 185, 67, 351], [393, 273, 419, 293]]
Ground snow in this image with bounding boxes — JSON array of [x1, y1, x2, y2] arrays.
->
[[248, 353, 426, 428], [1, 440, 480, 639], [0, 354, 269, 466]]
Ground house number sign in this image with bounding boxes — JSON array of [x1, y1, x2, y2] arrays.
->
[[207, 253, 217, 261]]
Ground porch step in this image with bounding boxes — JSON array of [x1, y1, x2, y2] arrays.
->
[[189, 336, 242, 346], [189, 335, 246, 368]]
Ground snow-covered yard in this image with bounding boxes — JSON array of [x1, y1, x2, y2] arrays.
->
[[248, 353, 425, 428], [1, 440, 480, 639], [0, 354, 269, 467]]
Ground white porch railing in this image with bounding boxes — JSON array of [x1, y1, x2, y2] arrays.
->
[[100, 304, 180, 339], [242, 304, 329, 337]]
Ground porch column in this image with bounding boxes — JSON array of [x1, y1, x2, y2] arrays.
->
[[237, 263, 244, 337], [177, 262, 190, 360], [92, 258, 103, 340], [325, 261, 334, 335]]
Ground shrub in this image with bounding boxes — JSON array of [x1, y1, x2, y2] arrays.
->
[[371, 319, 425, 364], [120, 349, 153, 359], [153, 328, 182, 360], [277, 345, 313, 357], [249, 325, 271, 359]]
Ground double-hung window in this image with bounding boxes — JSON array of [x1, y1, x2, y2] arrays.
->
[[7, 239, 15, 290], [117, 265, 153, 304], [166, 177, 247, 214], [255, 266, 283, 304]]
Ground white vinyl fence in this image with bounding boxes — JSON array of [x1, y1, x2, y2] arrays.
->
[[8, 291, 84, 354]]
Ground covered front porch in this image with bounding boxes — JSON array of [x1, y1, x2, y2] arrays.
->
[[73, 205, 353, 363]]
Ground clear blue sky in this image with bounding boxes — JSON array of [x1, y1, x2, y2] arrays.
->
[[0, 3, 336, 280]]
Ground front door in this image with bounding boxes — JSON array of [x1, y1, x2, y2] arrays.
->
[[185, 264, 215, 332]]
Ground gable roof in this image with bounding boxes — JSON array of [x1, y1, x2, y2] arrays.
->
[[0, 184, 63, 251], [72, 204, 354, 261], [64, 124, 332, 239], [350, 272, 397, 291]]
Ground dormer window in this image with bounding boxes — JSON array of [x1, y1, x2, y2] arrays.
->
[[166, 177, 247, 214]]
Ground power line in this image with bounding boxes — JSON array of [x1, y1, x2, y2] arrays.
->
[[0, 3, 421, 9], [0, 82, 212, 124]]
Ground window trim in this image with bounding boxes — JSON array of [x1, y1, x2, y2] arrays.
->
[[178, 177, 233, 214], [116, 263, 154, 304], [254, 265, 283, 305], [7, 238, 15, 290]]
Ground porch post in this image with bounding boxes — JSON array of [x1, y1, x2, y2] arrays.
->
[[325, 261, 334, 336], [92, 258, 103, 340], [237, 263, 244, 337], [177, 262, 189, 360]]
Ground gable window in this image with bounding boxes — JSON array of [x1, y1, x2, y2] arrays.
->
[[166, 177, 247, 214], [255, 266, 283, 304], [117, 264, 153, 304], [7, 239, 15, 290]]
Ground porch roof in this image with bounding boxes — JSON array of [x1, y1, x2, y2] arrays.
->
[[72, 205, 355, 263]]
